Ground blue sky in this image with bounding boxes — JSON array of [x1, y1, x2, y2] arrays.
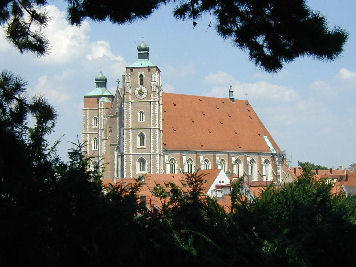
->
[[1, 0, 356, 168]]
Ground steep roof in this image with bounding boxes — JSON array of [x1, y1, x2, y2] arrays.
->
[[85, 87, 114, 97], [162, 93, 280, 153], [128, 59, 156, 68]]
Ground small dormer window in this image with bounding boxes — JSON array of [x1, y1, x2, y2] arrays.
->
[[139, 74, 144, 86]]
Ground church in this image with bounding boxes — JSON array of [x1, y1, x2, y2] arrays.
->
[[82, 41, 289, 183]]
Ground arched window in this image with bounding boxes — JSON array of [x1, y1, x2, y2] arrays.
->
[[138, 111, 145, 122], [249, 159, 257, 181], [93, 116, 98, 128], [138, 132, 145, 147], [137, 157, 146, 173], [93, 137, 98, 150], [220, 159, 227, 172], [169, 158, 176, 174], [187, 158, 194, 174], [139, 74, 144, 86], [234, 158, 243, 177], [204, 159, 210, 170], [263, 159, 272, 181]]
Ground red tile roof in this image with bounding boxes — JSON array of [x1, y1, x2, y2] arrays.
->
[[162, 93, 280, 152], [101, 170, 233, 210], [343, 170, 356, 187], [217, 195, 232, 212]]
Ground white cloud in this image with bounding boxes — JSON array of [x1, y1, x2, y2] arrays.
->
[[163, 64, 196, 79], [163, 83, 176, 93], [86, 41, 128, 76], [33, 75, 69, 104], [312, 67, 356, 97], [87, 41, 123, 61], [311, 80, 336, 96], [204, 71, 298, 101], [337, 68, 356, 81], [36, 5, 90, 64]]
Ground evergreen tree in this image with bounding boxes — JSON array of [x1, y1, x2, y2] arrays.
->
[[1, 0, 348, 71]]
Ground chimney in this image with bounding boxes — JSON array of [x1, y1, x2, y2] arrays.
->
[[316, 169, 319, 175], [293, 167, 296, 175], [330, 168, 333, 174]]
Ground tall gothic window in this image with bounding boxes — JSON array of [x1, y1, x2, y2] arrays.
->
[[234, 158, 243, 177], [169, 158, 176, 174], [93, 137, 98, 150], [263, 159, 272, 181], [139, 74, 144, 86], [249, 159, 257, 181], [187, 158, 194, 174], [93, 116, 98, 128], [138, 132, 145, 147], [220, 159, 227, 172], [137, 157, 146, 173], [204, 159, 210, 170], [138, 111, 145, 122]]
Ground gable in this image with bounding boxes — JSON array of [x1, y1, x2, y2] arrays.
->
[[162, 93, 280, 152]]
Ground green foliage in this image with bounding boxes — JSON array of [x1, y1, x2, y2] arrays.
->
[[1, 70, 356, 266], [153, 184, 168, 199], [0, 0, 348, 71], [1, 0, 49, 55], [242, 170, 356, 266], [298, 160, 329, 171]]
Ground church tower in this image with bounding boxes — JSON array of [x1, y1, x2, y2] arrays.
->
[[82, 72, 114, 170], [120, 41, 163, 178]]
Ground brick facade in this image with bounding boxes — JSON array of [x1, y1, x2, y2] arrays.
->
[[82, 42, 290, 184]]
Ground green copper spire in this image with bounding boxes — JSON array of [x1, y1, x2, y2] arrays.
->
[[95, 71, 107, 88], [85, 71, 113, 97], [229, 85, 235, 102], [128, 41, 156, 68], [137, 41, 149, 59]]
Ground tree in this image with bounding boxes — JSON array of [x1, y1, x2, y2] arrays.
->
[[298, 161, 329, 171], [2, 70, 356, 266], [239, 169, 356, 266], [1, 0, 347, 72]]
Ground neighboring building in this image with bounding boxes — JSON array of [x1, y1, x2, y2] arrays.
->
[[102, 169, 233, 211], [290, 167, 356, 196], [83, 41, 289, 184]]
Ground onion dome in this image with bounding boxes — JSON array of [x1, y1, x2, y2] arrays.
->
[[85, 71, 113, 97], [137, 41, 149, 60], [137, 41, 149, 52], [95, 71, 107, 88]]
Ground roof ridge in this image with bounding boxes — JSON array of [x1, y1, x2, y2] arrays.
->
[[162, 92, 248, 102]]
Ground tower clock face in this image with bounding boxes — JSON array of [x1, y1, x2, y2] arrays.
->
[[135, 86, 147, 99]]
